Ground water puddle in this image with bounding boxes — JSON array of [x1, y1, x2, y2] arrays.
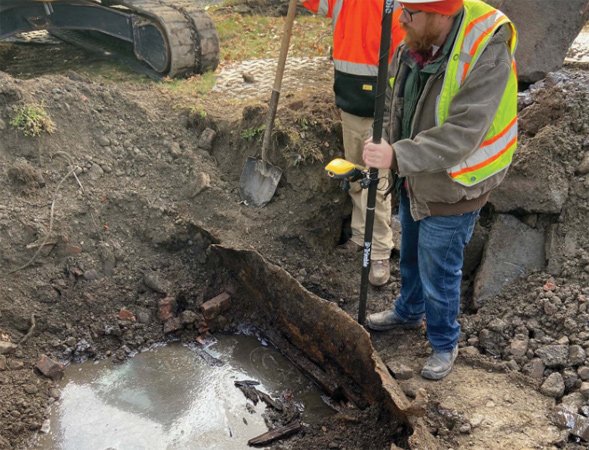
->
[[34, 335, 334, 449]]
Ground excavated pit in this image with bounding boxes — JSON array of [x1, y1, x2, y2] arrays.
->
[[24, 233, 438, 449]]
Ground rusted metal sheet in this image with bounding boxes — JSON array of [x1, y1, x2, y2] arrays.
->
[[212, 244, 441, 449]]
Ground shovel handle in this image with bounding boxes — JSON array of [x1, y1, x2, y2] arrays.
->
[[261, 0, 298, 162]]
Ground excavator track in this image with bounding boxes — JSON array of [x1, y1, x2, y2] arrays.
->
[[0, 0, 219, 77], [111, 0, 219, 77], [174, 2, 220, 73]]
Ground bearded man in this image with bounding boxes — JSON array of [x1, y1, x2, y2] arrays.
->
[[363, 0, 518, 380]]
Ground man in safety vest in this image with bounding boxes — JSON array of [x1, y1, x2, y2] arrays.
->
[[301, 0, 405, 287], [363, 0, 518, 379]]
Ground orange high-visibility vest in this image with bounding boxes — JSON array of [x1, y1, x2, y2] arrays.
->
[[302, 0, 405, 116], [302, 0, 405, 76]]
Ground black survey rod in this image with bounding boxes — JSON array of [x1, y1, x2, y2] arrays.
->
[[358, 0, 395, 324]]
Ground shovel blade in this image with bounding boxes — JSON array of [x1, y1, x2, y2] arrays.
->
[[239, 157, 283, 207]]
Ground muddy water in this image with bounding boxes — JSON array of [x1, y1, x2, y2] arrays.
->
[[34, 335, 333, 450]]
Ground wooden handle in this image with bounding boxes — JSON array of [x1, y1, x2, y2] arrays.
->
[[261, 0, 298, 162]]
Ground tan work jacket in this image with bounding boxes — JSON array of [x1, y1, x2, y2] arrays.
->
[[385, 25, 514, 221]]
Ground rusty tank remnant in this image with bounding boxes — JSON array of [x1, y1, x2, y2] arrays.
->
[[212, 244, 442, 449], [0, 0, 220, 77]]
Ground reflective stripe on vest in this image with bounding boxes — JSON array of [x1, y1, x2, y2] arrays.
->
[[317, 0, 331, 16], [437, 0, 518, 187], [333, 59, 378, 76]]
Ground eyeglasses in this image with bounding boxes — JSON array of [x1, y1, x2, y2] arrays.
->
[[401, 6, 423, 22]]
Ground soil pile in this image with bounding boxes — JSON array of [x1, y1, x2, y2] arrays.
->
[[461, 70, 589, 437]]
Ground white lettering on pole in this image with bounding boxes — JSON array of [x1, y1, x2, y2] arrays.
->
[[363, 243, 371, 268]]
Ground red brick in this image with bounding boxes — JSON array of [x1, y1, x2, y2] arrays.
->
[[158, 296, 176, 322], [200, 292, 231, 321], [117, 308, 136, 322], [36, 355, 64, 381]]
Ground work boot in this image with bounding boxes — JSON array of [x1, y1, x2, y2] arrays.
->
[[369, 259, 390, 287], [421, 347, 459, 380], [365, 309, 422, 331], [337, 239, 362, 254]]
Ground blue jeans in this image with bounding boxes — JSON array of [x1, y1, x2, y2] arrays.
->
[[394, 188, 479, 353]]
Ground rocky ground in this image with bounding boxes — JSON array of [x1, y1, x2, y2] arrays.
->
[[1, 10, 589, 450]]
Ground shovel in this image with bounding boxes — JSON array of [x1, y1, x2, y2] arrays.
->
[[239, 0, 298, 207]]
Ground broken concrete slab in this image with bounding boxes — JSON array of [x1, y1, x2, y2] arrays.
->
[[490, 174, 569, 214], [488, 0, 589, 83], [473, 214, 545, 309], [545, 220, 588, 276]]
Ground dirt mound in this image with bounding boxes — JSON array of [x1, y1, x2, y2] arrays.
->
[[458, 70, 589, 446], [0, 71, 223, 447], [0, 68, 351, 448]]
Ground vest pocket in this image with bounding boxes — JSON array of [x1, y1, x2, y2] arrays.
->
[[334, 71, 376, 117]]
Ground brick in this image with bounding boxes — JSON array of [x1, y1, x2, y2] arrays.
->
[[158, 296, 176, 322], [35, 355, 64, 380], [118, 308, 136, 322], [201, 292, 231, 321]]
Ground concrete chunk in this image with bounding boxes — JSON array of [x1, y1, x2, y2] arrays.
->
[[473, 215, 545, 309], [0, 341, 17, 355], [536, 345, 569, 368], [490, 175, 568, 214], [489, 0, 589, 83], [385, 360, 414, 380], [541, 372, 565, 398]]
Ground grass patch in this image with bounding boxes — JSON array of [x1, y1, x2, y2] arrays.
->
[[161, 71, 217, 96], [10, 104, 55, 137], [241, 125, 265, 140], [210, 8, 331, 62]]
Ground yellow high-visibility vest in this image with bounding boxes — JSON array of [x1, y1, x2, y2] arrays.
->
[[439, 0, 518, 186]]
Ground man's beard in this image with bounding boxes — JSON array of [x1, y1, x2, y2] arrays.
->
[[402, 17, 442, 53]]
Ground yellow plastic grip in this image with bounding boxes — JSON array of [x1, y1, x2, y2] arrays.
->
[[325, 158, 364, 179]]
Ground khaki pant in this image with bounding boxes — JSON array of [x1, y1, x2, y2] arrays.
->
[[341, 110, 394, 260]]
